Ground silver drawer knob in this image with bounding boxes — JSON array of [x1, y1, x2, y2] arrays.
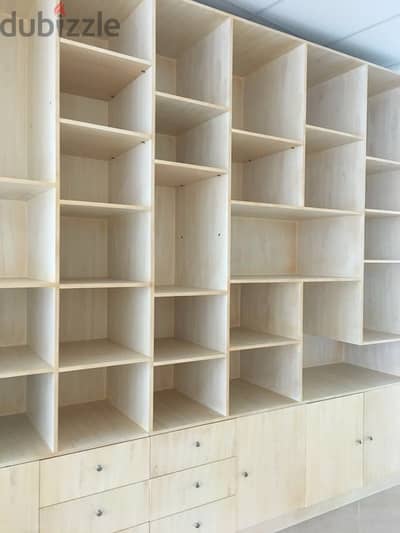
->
[[242, 471, 249, 478], [96, 464, 104, 472], [356, 439, 363, 445], [195, 441, 201, 448], [194, 481, 201, 488], [194, 522, 201, 529], [367, 435, 374, 441], [96, 509, 103, 517]]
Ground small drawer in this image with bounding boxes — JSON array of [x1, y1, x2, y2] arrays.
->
[[150, 420, 235, 476], [150, 458, 236, 521], [40, 482, 149, 533], [40, 438, 149, 507], [150, 497, 236, 533]]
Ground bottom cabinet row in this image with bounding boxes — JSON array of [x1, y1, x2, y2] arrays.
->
[[2, 384, 400, 533]]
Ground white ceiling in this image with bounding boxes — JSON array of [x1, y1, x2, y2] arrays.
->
[[199, 0, 400, 71]]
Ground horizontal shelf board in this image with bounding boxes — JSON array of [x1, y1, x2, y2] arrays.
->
[[232, 129, 302, 162], [59, 339, 149, 372], [0, 413, 51, 468], [156, 91, 228, 135], [306, 124, 363, 152], [0, 177, 55, 201], [155, 160, 226, 187], [0, 346, 52, 378], [155, 286, 226, 297], [153, 389, 222, 433], [231, 200, 359, 220], [154, 338, 225, 366], [303, 363, 400, 402], [231, 275, 359, 284], [365, 208, 400, 218], [0, 278, 54, 289], [60, 200, 148, 217], [58, 399, 147, 454], [60, 118, 150, 160], [366, 156, 400, 174], [365, 260, 400, 264], [229, 379, 297, 417], [60, 38, 150, 101], [60, 279, 149, 289], [230, 327, 299, 352], [363, 329, 400, 345]]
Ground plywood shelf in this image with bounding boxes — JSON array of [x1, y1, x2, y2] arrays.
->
[[365, 260, 400, 264], [0, 177, 55, 201], [60, 38, 151, 101], [60, 200, 147, 217], [59, 340, 149, 372], [229, 379, 297, 417], [231, 200, 359, 220], [303, 363, 400, 402], [155, 160, 226, 186], [362, 329, 400, 345], [365, 209, 400, 218], [155, 286, 226, 297], [0, 346, 52, 379], [232, 129, 302, 162], [366, 156, 400, 174], [154, 338, 224, 366], [230, 327, 299, 352], [153, 389, 222, 433], [231, 275, 359, 284], [156, 91, 228, 135], [60, 118, 150, 160], [306, 124, 363, 152], [0, 278, 54, 289], [60, 279, 149, 289]]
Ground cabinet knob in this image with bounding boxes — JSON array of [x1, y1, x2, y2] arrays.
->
[[96, 464, 104, 472], [194, 522, 201, 529], [367, 435, 374, 441], [195, 441, 201, 448], [356, 439, 363, 445], [242, 471, 249, 478], [96, 509, 104, 517], [194, 481, 201, 489]]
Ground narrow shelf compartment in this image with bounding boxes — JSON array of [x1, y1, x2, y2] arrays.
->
[[60, 38, 151, 101], [231, 201, 358, 219], [156, 92, 227, 135], [232, 129, 301, 162], [60, 200, 147, 217], [155, 160, 226, 187], [155, 286, 226, 297], [60, 119, 150, 160], [306, 124, 363, 152], [303, 363, 400, 402], [363, 329, 400, 345], [0, 178, 55, 201], [153, 358, 226, 432], [58, 365, 150, 453]]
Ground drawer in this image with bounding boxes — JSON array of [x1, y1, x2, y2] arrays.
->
[[150, 458, 236, 521], [150, 497, 236, 533], [150, 420, 235, 476], [0, 462, 39, 533], [40, 438, 149, 506], [40, 482, 149, 533]]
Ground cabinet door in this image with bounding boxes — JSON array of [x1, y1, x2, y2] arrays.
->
[[0, 462, 39, 533], [306, 394, 364, 506], [237, 406, 306, 530], [364, 385, 400, 485]]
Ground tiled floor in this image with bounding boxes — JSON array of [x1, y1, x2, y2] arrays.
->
[[247, 485, 400, 533]]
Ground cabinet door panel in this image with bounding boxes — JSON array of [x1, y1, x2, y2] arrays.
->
[[237, 406, 306, 530], [306, 394, 364, 506], [364, 385, 400, 485]]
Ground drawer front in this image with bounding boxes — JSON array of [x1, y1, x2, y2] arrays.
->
[[150, 458, 236, 521], [0, 462, 39, 533], [118, 525, 149, 533], [150, 497, 236, 533], [40, 482, 149, 533], [40, 438, 149, 506], [151, 420, 235, 476]]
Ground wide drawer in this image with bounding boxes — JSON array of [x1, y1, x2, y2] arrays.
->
[[40, 482, 149, 533], [151, 420, 235, 476], [150, 458, 236, 521], [40, 439, 149, 506], [150, 497, 236, 533]]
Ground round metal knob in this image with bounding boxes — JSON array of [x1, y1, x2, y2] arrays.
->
[[356, 439, 363, 445], [195, 441, 201, 448], [243, 471, 249, 478], [367, 435, 374, 441], [96, 509, 103, 517], [96, 464, 104, 472], [194, 522, 201, 529], [194, 481, 201, 489]]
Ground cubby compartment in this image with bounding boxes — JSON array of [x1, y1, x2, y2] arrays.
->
[[366, 157, 400, 213], [60, 209, 150, 287], [231, 211, 362, 283], [153, 358, 227, 431], [0, 190, 56, 286], [307, 45, 367, 137], [58, 364, 150, 453], [365, 214, 400, 262], [232, 19, 306, 148], [230, 283, 301, 351], [230, 344, 302, 416], [155, 175, 228, 295], [0, 373, 56, 467], [154, 295, 227, 366], [59, 288, 151, 372]]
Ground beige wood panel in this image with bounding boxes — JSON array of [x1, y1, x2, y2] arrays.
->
[[306, 124, 362, 152], [40, 438, 149, 507], [156, 55, 177, 94], [150, 420, 234, 476], [305, 394, 364, 506], [232, 129, 301, 163], [150, 458, 236, 520], [150, 497, 236, 533], [366, 170, 400, 211], [27, 372, 57, 453], [365, 216, 400, 260], [368, 87, 400, 162], [345, 341, 400, 374], [237, 406, 306, 530], [155, 160, 225, 187], [307, 43, 364, 88], [364, 264, 400, 335], [0, 200, 27, 278], [303, 335, 344, 368], [120, 525, 149, 533], [364, 385, 400, 485], [0, 462, 39, 533], [155, 186, 176, 286], [40, 482, 149, 533], [61, 155, 109, 203], [113, 0, 154, 60]]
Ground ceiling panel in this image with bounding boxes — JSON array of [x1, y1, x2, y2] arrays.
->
[[226, 0, 279, 12]]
